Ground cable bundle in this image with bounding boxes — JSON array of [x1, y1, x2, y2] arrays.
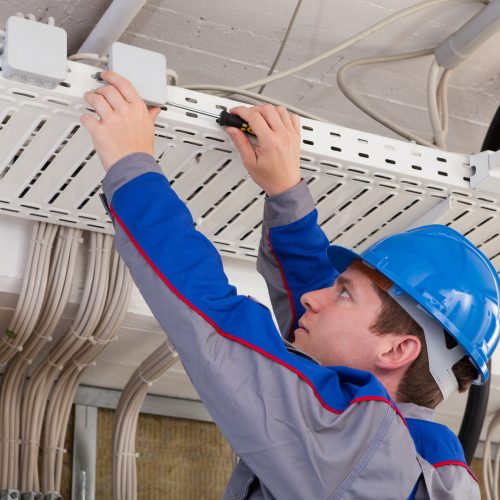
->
[[0, 223, 74, 491], [0, 223, 58, 366], [113, 340, 178, 500], [19, 232, 112, 494], [41, 248, 132, 495]]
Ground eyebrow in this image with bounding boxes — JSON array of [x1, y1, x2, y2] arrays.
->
[[335, 275, 355, 293]]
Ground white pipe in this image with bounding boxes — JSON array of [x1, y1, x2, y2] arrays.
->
[[435, 0, 500, 69], [78, 0, 147, 56]]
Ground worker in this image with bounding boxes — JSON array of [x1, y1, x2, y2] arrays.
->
[[81, 71, 499, 499]]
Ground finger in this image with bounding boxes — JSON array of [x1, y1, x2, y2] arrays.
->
[[257, 104, 288, 132], [79, 113, 100, 135], [93, 84, 129, 111], [98, 70, 141, 103], [149, 106, 161, 123], [225, 126, 256, 169], [290, 113, 301, 135], [229, 106, 273, 139], [84, 91, 113, 120], [274, 106, 294, 131]]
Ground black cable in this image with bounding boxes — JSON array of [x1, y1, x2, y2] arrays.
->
[[458, 362, 491, 464], [481, 105, 500, 152], [457, 105, 500, 463]]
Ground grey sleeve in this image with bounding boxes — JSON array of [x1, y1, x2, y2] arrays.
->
[[257, 181, 315, 339], [415, 456, 480, 500]]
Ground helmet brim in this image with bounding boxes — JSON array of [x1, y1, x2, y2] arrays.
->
[[327, 245, 361, 273]]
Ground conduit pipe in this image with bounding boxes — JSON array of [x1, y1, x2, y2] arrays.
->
[[78, 0, 148, 56], [435, 0, 500, 69], [113, 341, 178, 500]]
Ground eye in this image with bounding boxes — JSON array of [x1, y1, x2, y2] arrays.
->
[[338, 287, 350, 298]]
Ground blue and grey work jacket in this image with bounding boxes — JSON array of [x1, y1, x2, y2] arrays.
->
[[102, 153, 479, 500]]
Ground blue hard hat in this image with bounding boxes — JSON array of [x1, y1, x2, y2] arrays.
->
[[327, 224, 500, 383]]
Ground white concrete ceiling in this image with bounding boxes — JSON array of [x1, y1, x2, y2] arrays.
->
[[1, 0, 499, 154]]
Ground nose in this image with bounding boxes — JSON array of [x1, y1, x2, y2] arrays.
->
[[300, 288, 326, 312]]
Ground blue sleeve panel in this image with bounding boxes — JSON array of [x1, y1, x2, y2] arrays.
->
[[407, 418, 476, 479], [109, 168, 396, 413], [267, 209, 337, 332]]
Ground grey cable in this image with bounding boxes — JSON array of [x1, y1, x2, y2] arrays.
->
[[258, 0, 303, 94], [336, 48, 437, 147], [183, 84, 328, 121]]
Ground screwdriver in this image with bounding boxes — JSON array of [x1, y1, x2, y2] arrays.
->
[[92, 73, 254, 134], [166, 102, 255, 135]]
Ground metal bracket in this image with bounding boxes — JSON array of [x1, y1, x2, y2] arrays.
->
[[71, 405, 97, 500], [0, 491, 20, 500], [20, 494, 42, 500], [470, 150, 500, 194]]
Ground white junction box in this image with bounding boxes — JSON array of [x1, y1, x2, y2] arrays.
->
[[109, 42, 167, 107], [470, 150, 500, 195], [2, 16, 67, 89]]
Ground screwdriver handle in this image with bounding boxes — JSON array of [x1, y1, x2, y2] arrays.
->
[[217, 111, 255, 135]]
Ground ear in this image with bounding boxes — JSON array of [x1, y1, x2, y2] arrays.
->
[[375, 334, 421, 371]]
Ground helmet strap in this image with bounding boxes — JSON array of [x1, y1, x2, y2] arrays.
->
[[387, 286, 465, 401]]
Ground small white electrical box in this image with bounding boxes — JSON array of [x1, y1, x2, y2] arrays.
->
[[109, 42, 167, 107], [2, 16, 67, 88], [470, 150, 500, 195]]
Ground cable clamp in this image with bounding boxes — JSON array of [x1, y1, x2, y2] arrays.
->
[[30, 238, 51, 246], [114, 451, 139, 458], [0, 437, 22, 444], [92, 336, 118, 346], [47, 358, 63, 370], [70, 327, 90, 342], [33, 328, 52, 341], [18, 353, 33, 365], [138, 367, 159, 387], [58, 233, 83, 243], [0, 334, 22, 351], [87, 247, 111, 254], [43, 445, 66, 454], [72, 359, 96, 370]]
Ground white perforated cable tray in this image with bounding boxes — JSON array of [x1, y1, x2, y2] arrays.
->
[[0, 60, 499, 268]]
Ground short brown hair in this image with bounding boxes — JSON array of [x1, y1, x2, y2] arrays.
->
[[370, 286, 478, 408]]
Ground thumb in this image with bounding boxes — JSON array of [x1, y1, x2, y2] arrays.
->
[[226, 127, 256, 170], [149, 106, 161, 123]]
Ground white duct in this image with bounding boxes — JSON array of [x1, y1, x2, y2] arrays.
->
[[78, 0, 148, 56]]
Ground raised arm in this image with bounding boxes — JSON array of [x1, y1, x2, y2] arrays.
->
[[226, 106, 336, 340]]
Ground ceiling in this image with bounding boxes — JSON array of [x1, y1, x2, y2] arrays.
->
[[1, 0, 499, 155]]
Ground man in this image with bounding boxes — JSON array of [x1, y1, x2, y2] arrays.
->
[[82, 71, 499, 499]]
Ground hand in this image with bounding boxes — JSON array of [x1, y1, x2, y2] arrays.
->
[[80, 71, 161, 171], [225, 105, 301, 196]]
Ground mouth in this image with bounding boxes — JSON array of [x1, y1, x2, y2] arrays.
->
[[296, 321, 309, 335]]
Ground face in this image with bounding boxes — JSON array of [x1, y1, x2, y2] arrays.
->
[[292, 264, 385, 370]]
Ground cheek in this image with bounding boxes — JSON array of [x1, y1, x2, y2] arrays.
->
[[317, 315, 377, 367]]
